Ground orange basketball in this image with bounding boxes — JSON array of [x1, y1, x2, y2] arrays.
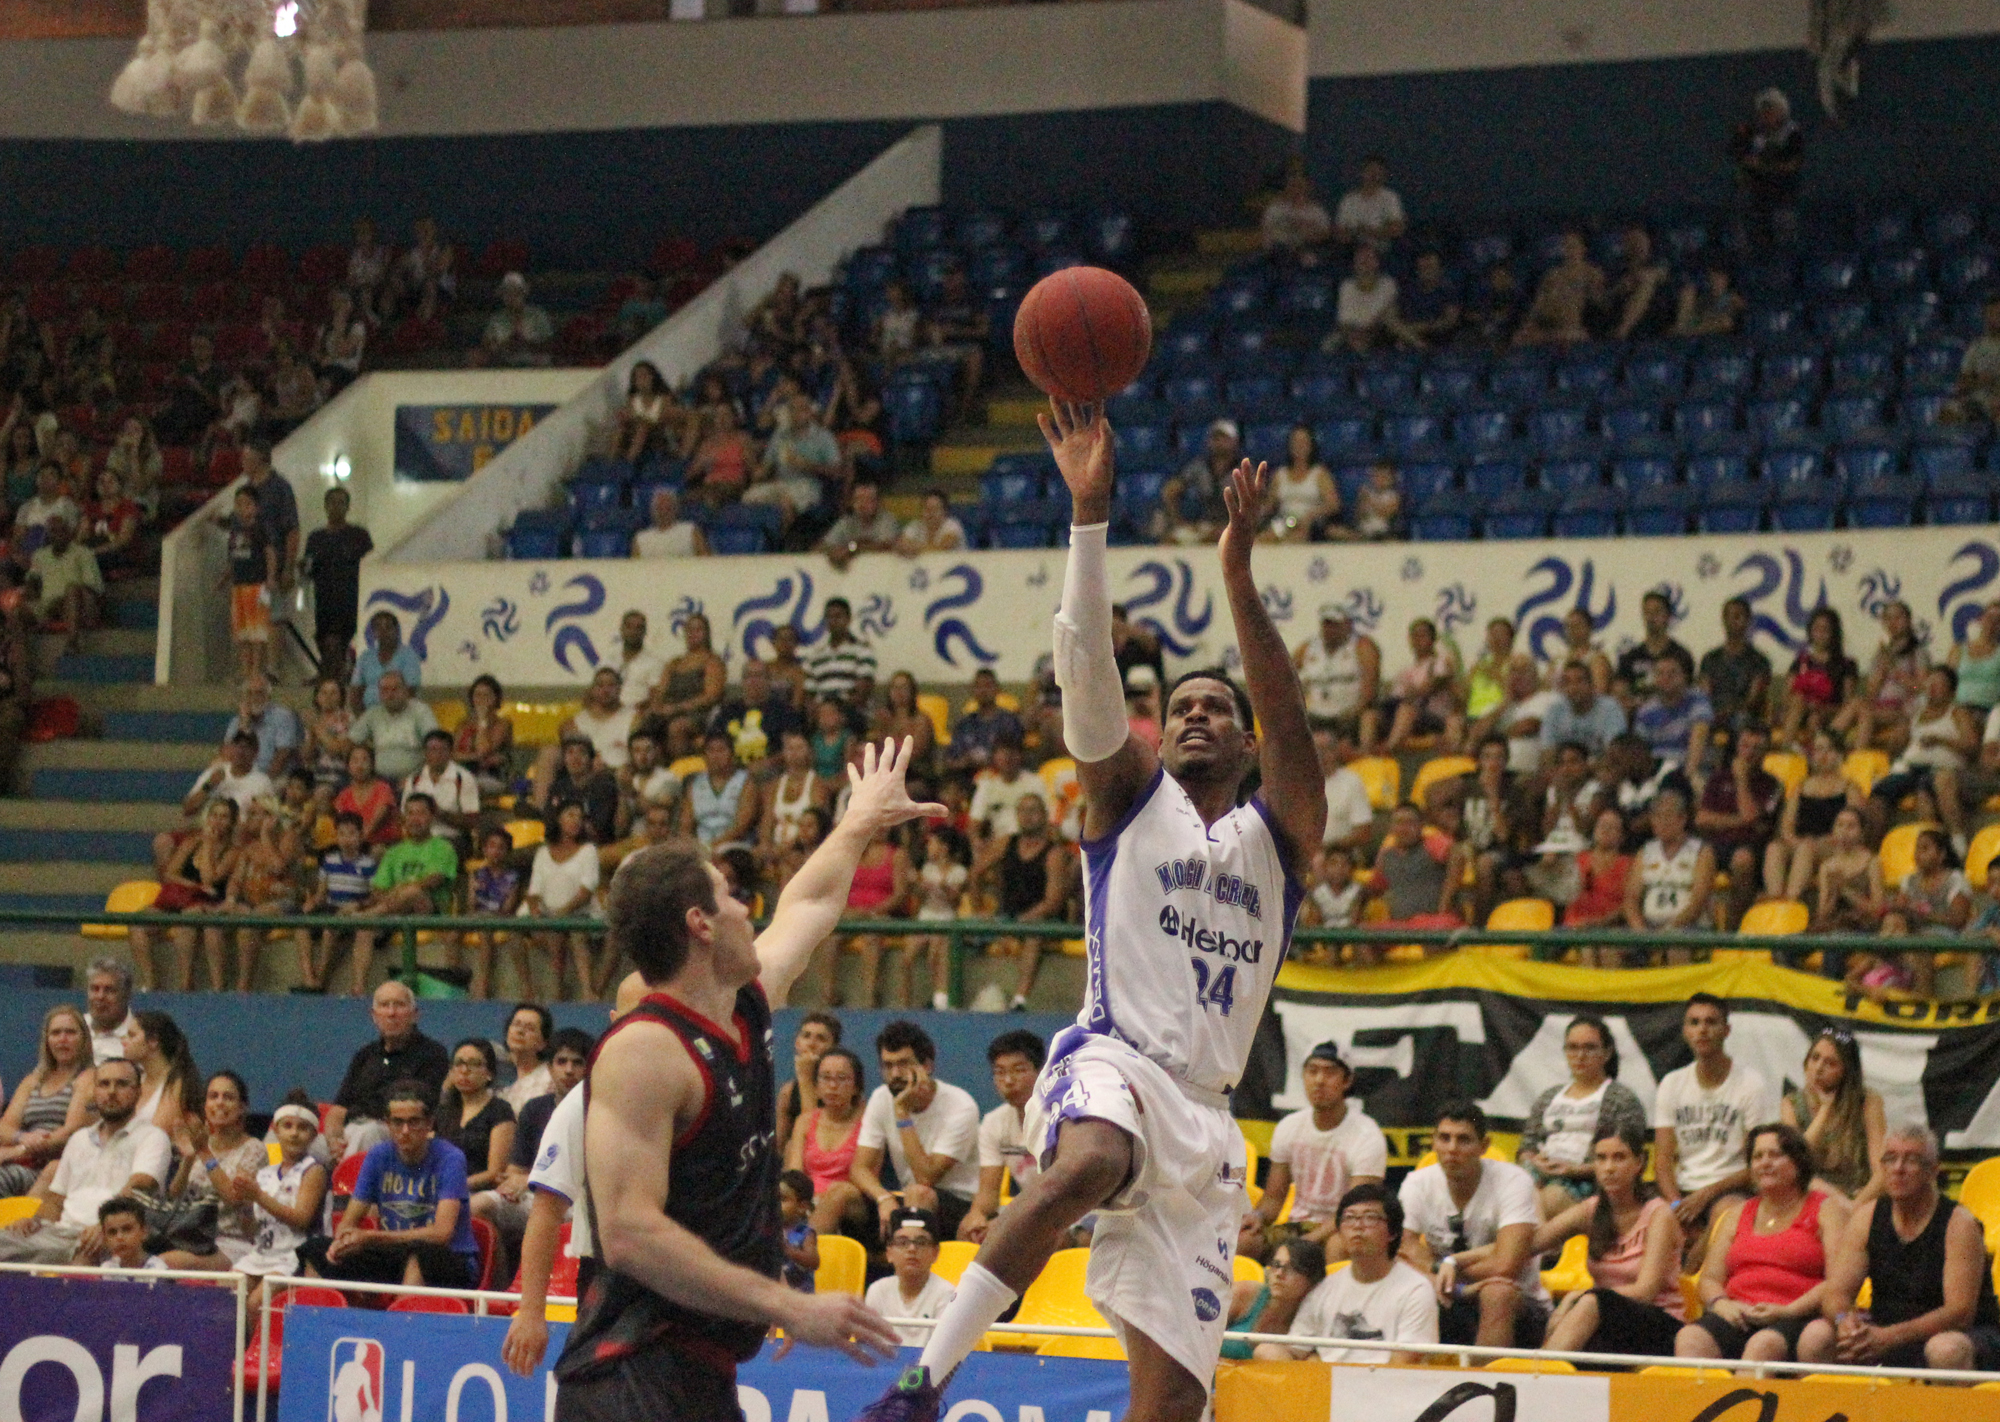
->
[[1012, 266, 1152, 404]]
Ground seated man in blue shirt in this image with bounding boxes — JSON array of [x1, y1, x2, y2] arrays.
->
[[945, 668, 1025, 774], [1539, 660, 1628, 767], [351, 610, 424, 712], [1631, 650, 1712, 781], [299, 1079, 479, 1289]]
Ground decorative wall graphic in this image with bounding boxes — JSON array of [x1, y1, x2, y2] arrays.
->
[[362, 528, 2000, 690]]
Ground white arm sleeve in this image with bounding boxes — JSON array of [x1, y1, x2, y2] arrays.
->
[[1053, 522, 1130, 764]]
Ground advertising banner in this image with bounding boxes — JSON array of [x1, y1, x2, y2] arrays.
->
[[363, 523, 2000, 690], [0, 1270, 236, 1421], [280, 1305, 1130, 1422], [394, 404, 558, 483], [1271, 953, 2000, 1156]]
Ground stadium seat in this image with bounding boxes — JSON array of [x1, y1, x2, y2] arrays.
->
[[1037, 1336, 1126, 1360], [1692, 347, 1754, 391], [1761, 752, 1807, 797], [1611, 452, 1676, 489], [1541, 1235, 1592, 1295], [1960, 1158, 2000, 1248], [1465, 453, 1527, 497], [1005, 1248, 1108, 1351], [1698, 481, 1768, 534], [1486, 1358, 1576, 1373], [1553, 486, 1621, 538], [1539, 455, 1604, 494], [1746, 394, 1809, 437], [1842, 748, 1891, 795], [1410, 756, 1476, 808], [1482, 488, 1555, 539], [1348, 757, 1400, 810], [0, 1198, 38, 1228], [1737, 900, 1808, 936], [1623, 346, 1686, 394], [1847, 475, 1921, 528], [1599, 401, 1663, 441], [1967, 824, 2000, 890], [82, 880, 161, 940], [1412, 490, 1476, 541], [1476, 898, 1554, 958], [1625, 483, 1694, 536], [1879, 822, 1941, 884], [1926, 472, 1994, 526], [815, 1234, 866, 1298], [1526, 403, 1590, 446], [389, 1294, 470, 1315]]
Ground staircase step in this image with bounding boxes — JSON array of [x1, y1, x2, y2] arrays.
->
[[50, 653, 154, 684], [0, 829, 157, 864], [26, 740, 213, 773], [983, 396, 1047, 429], [107, 594, 159, 631], [0, 861, 141, 896], [99, 710, 234, 746], [27, 767, 191, 804], [0, 893, 111, 919], [0, 930, 102, 965], [0, 798, 178, 830], [37, 683, 240, 712]]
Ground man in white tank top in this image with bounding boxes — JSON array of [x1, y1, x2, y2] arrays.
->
[[1293, 605, 1380, 736], [859, 405, 1325, 1422]]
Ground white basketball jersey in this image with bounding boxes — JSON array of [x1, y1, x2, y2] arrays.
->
[[1640, 835, 1706, 925], [1072, 767, 1303, 1097]]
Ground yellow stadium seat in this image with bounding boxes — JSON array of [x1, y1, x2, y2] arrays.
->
[[82, 880, 161, 940], [1799, 1374, 1879, 1386], [917, 693, 952, 747], [1233, 1254, 1265, 1284], [1761, 751, 1808, 798], [0, 1197, 38, 1227], [1638, 1365, 1730, 1381], [1975, 1379, 2000, 1392], [510, 702, 580, 749], [1842, 748, 1891, 796], [1960, 1158, 2000, 1247], [1037, 1335, 1126, 1360], [1738, 899, 1809, 935], [1002, 1248, 1107, 1351], [1540, 1234, 1591, 1296], [1242, 1137, 1259, 1193], [814, 1234, 866, 1298], [313, 814, 337, 850], [267, 1141, 283, 1165], [1968, 824, 2000, 890], [1348, 756, 1401, 810], [960, 692, 1021, 715], [935, 1240, 979, 1287], [1679, 1275, 1703, 1320], [1485, 1357, 1574, 1373], [1473, 898, 1554, 958], [1410, 756, 1476, 810], [506, 819, 546, 850], [1879, 821, 1941, 886], [667, 754, 706, 781], [430, 699, 467, 734]]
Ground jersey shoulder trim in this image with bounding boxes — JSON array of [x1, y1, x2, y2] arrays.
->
[[1079, 764, 1167, 853]]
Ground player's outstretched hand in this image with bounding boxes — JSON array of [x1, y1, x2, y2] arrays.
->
[[1219, 458, 1270, 574], [844, 737, 949, 838], [778, 1290, 901, 1365], [1037, 399, 1113, 519]]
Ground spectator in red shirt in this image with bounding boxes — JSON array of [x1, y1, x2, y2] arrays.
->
[[81, 468, 141, 575]]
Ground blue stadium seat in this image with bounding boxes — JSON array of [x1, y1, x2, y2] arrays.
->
[[1905, 339, 1969, 388], [955, 210, 1009, 249], [1454, 405, 1515, 447], [1772, 483, 1842, 531], [575, 455, 634, 486], [1163, 372, 1221, 413], [964, 245, 1025, 288], [1869, 250, 1926, 293], [506, 527, 565, 560], [1116, 467, 1169, 509], [1740, 258, 1798, 297], [1760, 346, 1824, 391], [1883, 293, 1943, 342], [1674, 395, 1738, 436], [1356, 365, 1417, 404], [1539, 455, 1604, 493], [1488, 357, 1550, 402], [1810, 298, 1873, 343], [1553, 486, 1622, 538], [1763, 438, 1827, 486], [1085, 210, 1136, 263], [1527, 403, 1591, 446], [842, 245, 897, 291], [1898, 390, 1953, 427], [1554, 349, 1620, 397], [1829, 343, 1894, 388], [1020, 210, 1071, 251], [885, 378, 942, 442], [1912, 433, 1980, 484], [908, 247, 960, 300], [574, 529, 632, 558], [1278, 278, 1336, 318], [989, 520, 1051, 550], [707, 526, 770, 556], [580, 505, 640, 534], [1420, 363, 1482, 404], [1846, 475, 1922, 528], [1805, 252, 1863, 294], [1599, 401, 1664, 441], [1331, 459, 1378, 507], [1244, 422, 1292, 464], [1684, 433, 1755, 487], [1821, 392, 1885, 439], [1625, 483, 1695, 536], [1623, 347, 1687, 395], [1219, 325, 1277, 368], [1411, 490, 1476, 541], [1400, 459, 1457, 502], [1938, 246, 1997, 297], [893, 206, 946, 250], [982, 466, 1043, 505], [1315, 409, 1376, 452], [1172, 423, 1212, 460], [1924, 206, 1982, 250], [1114, 423, 1173, 462], [1834, 439, 1902, 484], [1926, 472, 1995, 525], [1465, 452, 1527, 496], [1105, 388, 1164, 425], [1744, 304, 1805, 342], [1700, 481, 1769, 533], [1461, 232, 1514, 268], [1381, 407, 1445, 452], [568, 480, 625, 517], [1482, 488, 1556, 539], [1657, 216, 1711, 261], [1857, 208, 1913, 250], [1158, 326, 1212, 366], [1746, 393, 1810, 438], [1611, 452, 1677, 489], [1691, 347, 1755, 392], [1290, 371, 1349, 409], [1226, 374, 1284, 409], [1211, 276, 1267, 318]]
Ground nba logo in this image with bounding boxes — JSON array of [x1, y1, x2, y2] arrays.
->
[[327, 1338, 384, 1422]]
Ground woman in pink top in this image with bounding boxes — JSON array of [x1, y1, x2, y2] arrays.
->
[[1677, 1123, 1849, 1363], [783, 1046, 868, 1237], [1534, 1126, 1685, 1358]]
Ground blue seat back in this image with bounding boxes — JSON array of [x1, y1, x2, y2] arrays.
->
[[1612, 454, 1677, 489], [1454, 406, 1514, 447], [1539, 456, 1603, 493], [1834, 442, 1900, 483], [1623, 350, 1687, 395], [1674, 397, 1737, 436], [1527, 404, 1590, 446], [1381, 409, 1445, 452], [1599, 402, 1663, 441], [1692, 349, 1755, 391], [1747, 395, 1809, 437], [1821, 393, 1885, 438], [1465, 455, 1526, 496], [1316, 411, 1376, 451], [1401, 460, 1457, 501]]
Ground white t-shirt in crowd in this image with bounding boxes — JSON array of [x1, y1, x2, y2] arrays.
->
[[1338, 275, 1399, 330], [1335, 187, 1406, 238], [976, 1100, 1039, 1193], [1503, 690, 1561, 774], [500, 1063, 551, 1114], [530, 1085, 589, 1259], [1288, 1259, 1438, 1363], [632, 524, 702, 559], [1398, 1160, 1549, 1302], [190, 763, 275, 815], [1323, 768, 1376, 848], [1269, 1104, 1389, 1224], [1651, 1060, 1776, 1194], [859, 1081, 981, 1202], [523, 843, 601, 915], [90, 1012, 135, 1064], [1983, 705, 2000, 747], [1536, 1080, 1610, 1168], [50, 1119, 174, 1231], [968, 772, 1045, 841], [864, 1272, 957, 1346]]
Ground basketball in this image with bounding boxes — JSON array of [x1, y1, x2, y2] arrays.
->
[[1012, 265, 1153, 404]]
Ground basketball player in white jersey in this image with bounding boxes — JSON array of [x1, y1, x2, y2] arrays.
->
[[856, 403, 1325, 1422]]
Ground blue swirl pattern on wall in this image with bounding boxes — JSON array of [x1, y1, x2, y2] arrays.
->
[[731, 569, 827, 660], [667, 596, 707, 639], [1515, 557, 1616, 665], [364, 586, 451, 661], [858, 593, 897, 641], [1434, 583, 1476, 636], [1337, 587, 1384, 632], [1730, 550, 1826, 651], [1259, 584, 1294, 621], [1857, 569, 1903, 620], [1122, 559, 1214, 657], [480, 597, 520, 643], [544, 574, 606, 674], [923, 566, 998, 667], [1938, 541, 2000, 645]]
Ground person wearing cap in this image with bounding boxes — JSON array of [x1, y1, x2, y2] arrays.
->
[[865, 1208, 958, 1346], [1255, 1043, 1387, 1250], [478, 272, 553, 368], [1156, 421, 1240, 544], [1729, 88, 1803, 249], [1294, 603, 1380, 741]]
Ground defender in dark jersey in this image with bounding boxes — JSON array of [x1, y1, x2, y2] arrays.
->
[[555, 739, 942, 1421]]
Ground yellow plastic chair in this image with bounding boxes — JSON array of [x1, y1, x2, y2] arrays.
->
[[815, 1234, 866, 1298], [917, 693, 952, 747], [511, 701, 580, 749], [81, 881, 161, 940], [1485, 1357, 1574, 1373], [1410, 756, 1476, 810], [1679, 1275, 1703, 1320], [0, 1197, 39, 1227], [1717, 899, 1809, 965], [934, 1240, 979, 1286], [312, 814, 337, 850], [267, 1141, 283, 1165], [506, 819, 546, 850], [1474, 898, 1554, 959], [1761, 751, 1808, 798], [1638, 1365, 1730, 1381], [1233, 1254, 1265, 1284], [1242, 1137, 1259, 1194], [1968, 823, 2000, 890], [1002, 1248, 1107, 1351], [1038, 756, 1076, 795], [1961, 1158, 2000, 1247], [1799, 1374, 1879, 1386], [1037, 1335, 1125, 1360], [1540, 1234, 1591, 1296], [1879, 821, 1941, 886], [1348, 757, 1401, 811], [430, 699, 467, 734], [1842, 748, 1891, 796]]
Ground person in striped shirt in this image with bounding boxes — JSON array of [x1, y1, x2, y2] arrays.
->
[[294, 812, 377, 993]]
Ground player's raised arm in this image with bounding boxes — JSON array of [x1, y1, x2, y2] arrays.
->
[[1220, 460, 1326, 877], [754, 737, 945, 1004], [1041, 400, 1158, 837]]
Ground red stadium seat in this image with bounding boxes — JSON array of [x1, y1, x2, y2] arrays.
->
[[124, 245, 176, 283], [66, 247, 116, 282], [388, 1294, 470, 1315], [181, 246, 234, 283], [474, 239, 531, 279], [471, 1217, 498, 1290], [329, 1151, 364, 1201], [299, 244, 346, 285], [241, 1284, 348, 1392], [130, 284, 183, 322], [241, 243, 291, 283]]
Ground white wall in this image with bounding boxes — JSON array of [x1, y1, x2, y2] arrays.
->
[[385, 124, 943, 566], [0, 0, 1302, 139], [154, 368, 594, 685], [1309, 0, 2000, 78]]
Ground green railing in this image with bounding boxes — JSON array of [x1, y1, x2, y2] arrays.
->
[[20, 907, 1996, 999]]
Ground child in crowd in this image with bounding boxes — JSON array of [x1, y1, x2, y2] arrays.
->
[[1301, 846, 1364, 961], [223, 484, 274, 681], [461, 825, 524, 1001], [910, 826, 970, 1012], [863, 1208, 956, 1346], [778, 1169, 819, 1293], [302, 676, 353, 815], [295, 812, 376, 993], [221, 796, 303, 994], [97, 1197, 165, 1272], [237, 1101, 328, 1314]]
